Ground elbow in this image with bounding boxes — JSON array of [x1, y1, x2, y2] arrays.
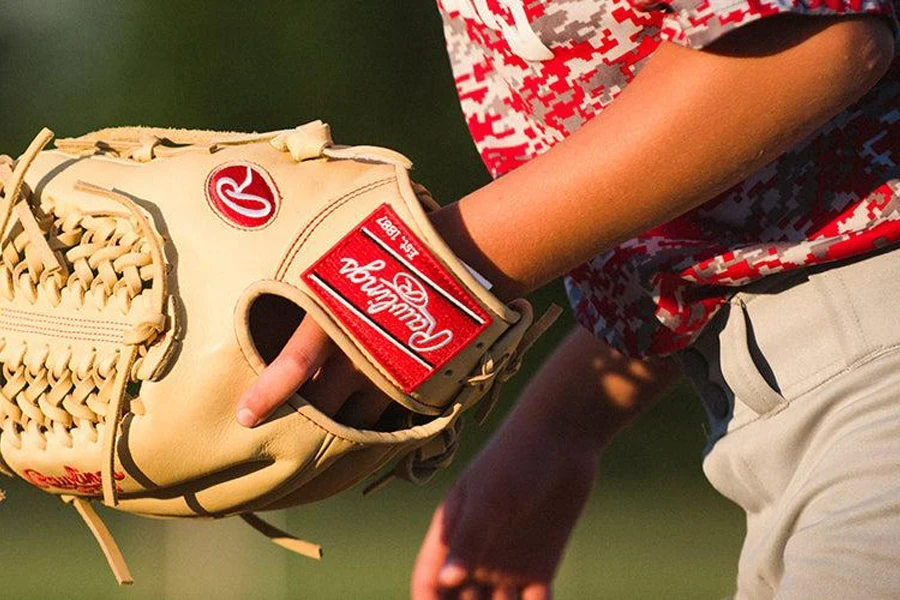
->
[[835, 15, 895, 101]]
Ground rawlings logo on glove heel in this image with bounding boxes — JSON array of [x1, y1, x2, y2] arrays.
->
[[206, 162, 280, 229], [24, 466, 125, 496], [304, 204, 491, 393]]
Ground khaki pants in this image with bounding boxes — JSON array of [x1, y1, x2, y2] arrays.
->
[[680, 247, 900, 599]]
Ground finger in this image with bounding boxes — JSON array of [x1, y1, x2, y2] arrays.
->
[[492, 586, 518, 600], [445, 507, 493, 583], [237, 316, 335, 427], [438, 485, 476, 589], [412, 504, 453, 600], [458, 585, 492, 600], [521, 583, 551, 600], [333, 389, 392, 429], [299, 357, 366, 417]]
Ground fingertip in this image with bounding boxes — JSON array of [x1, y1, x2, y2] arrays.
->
[[521, 583, 552, 600], [438, 560, 469, 588], [235, 377, 273, 427], [236, 407, 259, 428]]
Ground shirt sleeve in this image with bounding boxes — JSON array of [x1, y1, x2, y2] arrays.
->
[[659, 0, 900, 49]]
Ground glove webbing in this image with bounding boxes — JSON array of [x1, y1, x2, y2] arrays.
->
[[0, 129, 166, 497], [0, 129, 68, 284], [0, 131, 167, 583], [70, 181, 168, 507]]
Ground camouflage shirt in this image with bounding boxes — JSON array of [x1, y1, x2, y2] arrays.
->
[[437, 0, 900, 356]]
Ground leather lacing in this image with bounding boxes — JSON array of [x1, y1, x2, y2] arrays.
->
[[0, 129, 168, 585], [0, 201, 164, 452], [0, 122, 417, 584]]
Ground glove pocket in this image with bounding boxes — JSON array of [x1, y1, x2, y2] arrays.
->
[[114, 397, 462, 517], [248, 400, 464, 509]]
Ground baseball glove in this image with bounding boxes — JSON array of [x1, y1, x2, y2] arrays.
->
[[0, 122, 558, 584]]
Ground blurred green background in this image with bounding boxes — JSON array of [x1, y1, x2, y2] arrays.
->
[[0, 2, 742, 598]]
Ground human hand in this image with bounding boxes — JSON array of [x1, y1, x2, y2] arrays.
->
[[411, 410, 598, 599], [236, 315, 392, 429], [410, 325, 678, 599]]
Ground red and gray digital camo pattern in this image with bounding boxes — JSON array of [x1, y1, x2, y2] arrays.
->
[[437, 0, 900, 356]]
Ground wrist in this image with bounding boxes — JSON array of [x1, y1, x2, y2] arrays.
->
[[492, 396, 604, 480], [429, 200, 530, 302], [507, 328, 681, 453]]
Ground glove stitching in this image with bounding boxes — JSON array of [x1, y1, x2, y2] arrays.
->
[[274, 178, 395, 280], [0, 308, 132, 329], [0, 315, 128, 334], [288, 409, 365, 446], [0, 327, 123, 344]]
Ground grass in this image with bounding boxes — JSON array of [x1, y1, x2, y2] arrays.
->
[[0, 382, 744, 599], [0, 478, 742, 599]]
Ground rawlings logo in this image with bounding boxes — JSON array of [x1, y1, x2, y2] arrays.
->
[[337, 258, 453, 353], [206, 162, 280, 229], [303, 204, 492, 392], [24, 466, 125, 496]]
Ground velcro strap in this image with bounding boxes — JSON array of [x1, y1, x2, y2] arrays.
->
[[302, 203, 494, 395]]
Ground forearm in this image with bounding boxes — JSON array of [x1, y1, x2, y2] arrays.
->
[[432, 15, 894, 299], [500, 326, 681, 453]]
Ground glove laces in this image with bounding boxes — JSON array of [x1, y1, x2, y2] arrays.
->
[[0, 129, 170, 585]]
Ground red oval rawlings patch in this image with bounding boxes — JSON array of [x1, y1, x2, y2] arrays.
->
[[206, 162, 280, 229]]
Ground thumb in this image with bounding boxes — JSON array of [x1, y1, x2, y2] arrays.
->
[[412, 492, 470, 598], [438, 486, 478, 588], [236, 316, 334, 427]]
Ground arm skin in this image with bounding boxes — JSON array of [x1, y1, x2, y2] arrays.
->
[[432, 14, 896, 300], [235, 14, 894, 428], [411, 327, 680, 600]]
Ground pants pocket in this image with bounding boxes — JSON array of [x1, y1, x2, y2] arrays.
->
[[720, 297, 788, 419]]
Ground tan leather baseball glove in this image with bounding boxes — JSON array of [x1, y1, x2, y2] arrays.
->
[[0, 122, 557, 584]]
